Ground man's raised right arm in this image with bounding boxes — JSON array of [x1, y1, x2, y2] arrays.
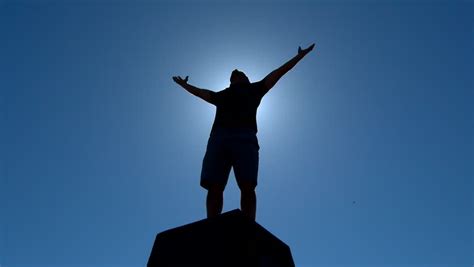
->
[[172, 76, 214, 104]]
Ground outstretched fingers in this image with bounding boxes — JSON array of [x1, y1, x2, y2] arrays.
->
[[172, 75, 189, 85], [298, 43, 316, 56]]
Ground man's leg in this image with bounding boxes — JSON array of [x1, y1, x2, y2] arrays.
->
[[206, 184, 225, 218], [233, 133, 259, 221], [239, 181, 256, 220], [201, 132, 231, 219]]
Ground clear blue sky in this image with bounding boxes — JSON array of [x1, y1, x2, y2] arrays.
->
[[1, 0, 473, 266]]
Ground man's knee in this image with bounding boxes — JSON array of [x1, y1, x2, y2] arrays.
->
[[207, 183, 225, 193], [238, 181, 256, 193]]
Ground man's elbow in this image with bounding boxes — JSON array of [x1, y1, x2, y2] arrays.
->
[[263, 77, 277, 91], [199, 90, 214, 103]]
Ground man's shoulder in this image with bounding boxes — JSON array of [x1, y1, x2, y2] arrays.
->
[[215, 87, 230, 94], [251, 80, 265, 87], [250, 80, 267, 97]]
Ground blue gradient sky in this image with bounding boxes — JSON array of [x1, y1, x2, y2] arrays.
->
[[1, 0, 473, 266]]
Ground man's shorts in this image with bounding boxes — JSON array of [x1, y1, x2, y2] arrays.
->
[[200, 128, 260, 190]]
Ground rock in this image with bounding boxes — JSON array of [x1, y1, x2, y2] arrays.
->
[[147, 209, 295, 267]]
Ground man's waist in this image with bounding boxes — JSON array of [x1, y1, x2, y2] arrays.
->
[[210, 126, 257, 136]]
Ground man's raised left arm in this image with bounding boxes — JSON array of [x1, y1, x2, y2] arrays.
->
[[261, 43, 315, 95]]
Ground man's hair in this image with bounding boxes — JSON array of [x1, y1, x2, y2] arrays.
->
[[230, 69, 250, 85]]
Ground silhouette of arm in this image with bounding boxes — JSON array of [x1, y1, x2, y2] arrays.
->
[[261, 44, 315, 95], [172, 76, 214, 104]]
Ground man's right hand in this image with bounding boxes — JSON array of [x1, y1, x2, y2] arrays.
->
[[172, 75, 189, 87], [172, 75, 214, 104], [298, 43, 315, 57]]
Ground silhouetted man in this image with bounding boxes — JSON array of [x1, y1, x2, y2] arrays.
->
[[173, 44, 315, 220]]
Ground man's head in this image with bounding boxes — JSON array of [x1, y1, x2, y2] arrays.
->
[[230, 69, 250, 86]]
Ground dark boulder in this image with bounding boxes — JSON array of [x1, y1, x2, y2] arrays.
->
[[147, 209, 295, 267]]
